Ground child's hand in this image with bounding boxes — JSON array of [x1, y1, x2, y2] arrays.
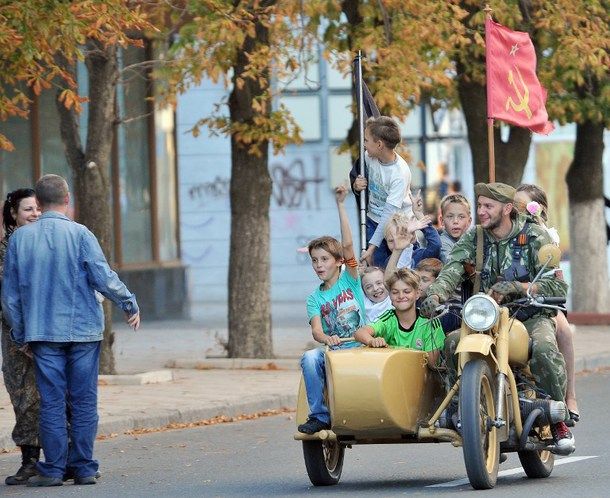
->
[[353, 175, 367, 192], [335, 185, 348, 204], [367, 336, 387, 348], [392, 224, 412, 251], [410, 189, 424, 218], [357, 259, 368, 274], [360, 247, 374, 266], [325, 335, 342, 347], [406, 214, 432, 234]]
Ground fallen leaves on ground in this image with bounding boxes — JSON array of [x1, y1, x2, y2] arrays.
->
[[93, 407, 296, 441]]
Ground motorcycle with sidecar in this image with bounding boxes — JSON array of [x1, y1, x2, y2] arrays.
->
[[294, 244, 573, 489]]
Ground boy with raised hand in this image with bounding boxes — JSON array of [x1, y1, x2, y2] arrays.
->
[[298, 185, 366, 435], [352, 116, 412, 267], [354, 268, 444, 367]]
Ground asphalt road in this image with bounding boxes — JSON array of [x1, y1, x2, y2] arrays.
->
[[1, 370, 608, 497]]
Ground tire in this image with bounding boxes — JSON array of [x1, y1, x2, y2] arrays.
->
[[302, 440, 344, 486], [518, 433, 555, 478], [460, 359, 500, 489]]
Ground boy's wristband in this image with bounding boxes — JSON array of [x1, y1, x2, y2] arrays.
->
[[345, 257, 358, 268]]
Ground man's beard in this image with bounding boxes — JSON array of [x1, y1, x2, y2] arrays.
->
[[484, 213, 502, 231]]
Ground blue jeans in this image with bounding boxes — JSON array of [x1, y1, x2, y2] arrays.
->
[[300, 348, 330, 424], [30, 341, 101, 479], [366, 217, 391, 268]]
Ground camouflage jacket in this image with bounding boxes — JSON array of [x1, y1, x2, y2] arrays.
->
[[427, 214, 568, 303]]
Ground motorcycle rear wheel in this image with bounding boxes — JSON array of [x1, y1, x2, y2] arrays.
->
[[460, 359, 500, 489], [302, 439, 344, 486], [518, 425, 555, 478], [518, 449, 554, 478]]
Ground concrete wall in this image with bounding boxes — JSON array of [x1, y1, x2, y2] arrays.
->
[[176, 82, 361, 320]]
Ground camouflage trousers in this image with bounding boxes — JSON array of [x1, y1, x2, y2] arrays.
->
[[444, 315, 567, 402], [1, 322, 40, 447]]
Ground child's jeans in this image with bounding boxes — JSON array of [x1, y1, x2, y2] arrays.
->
[[300, 348, 330, 424], [366, 217, 391, 267]]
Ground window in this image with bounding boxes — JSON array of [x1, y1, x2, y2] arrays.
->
[[116, 45, 153, 263], [0, 114, 33, 194], [280, 95, 321, 141], [0, 43, 179, 268], [38, 90, 73, 184], [328, 95, 352, 142]]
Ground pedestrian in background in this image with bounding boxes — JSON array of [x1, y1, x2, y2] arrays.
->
[[1, 174, 140, 487], [1, 188, 41, 485]]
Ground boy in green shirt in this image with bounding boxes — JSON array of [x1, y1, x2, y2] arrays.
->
[[354, 268, 444, 366]]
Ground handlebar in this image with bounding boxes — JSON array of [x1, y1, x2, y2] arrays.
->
[[534, 296, 566, 305]]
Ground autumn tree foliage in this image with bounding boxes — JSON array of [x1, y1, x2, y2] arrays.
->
[[160, 0, 313, 358], [318, 0, 609, 312], [535, 0, 610, 312], [0, 1, 152, 372]]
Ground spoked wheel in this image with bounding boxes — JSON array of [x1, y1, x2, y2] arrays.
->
[[518, 425, 555, 478], [302, 439, 345, 486], [460, 359, 500, 489]]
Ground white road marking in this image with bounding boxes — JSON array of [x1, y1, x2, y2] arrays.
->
[[427, 455, 598, 488]]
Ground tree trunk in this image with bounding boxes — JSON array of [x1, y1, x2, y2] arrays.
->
[[56, 40, 118, 373], [456, 68, 532, 186], [565, 121, 609, 312], [226, 7, 273, 358]]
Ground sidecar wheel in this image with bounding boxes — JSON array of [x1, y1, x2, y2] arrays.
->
[[460, 359, 500, 489], [302, 439, 344, 486]]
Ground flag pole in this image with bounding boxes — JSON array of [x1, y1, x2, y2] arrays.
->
[[355, 51, 367, 253], [484, 4, 496, 183]]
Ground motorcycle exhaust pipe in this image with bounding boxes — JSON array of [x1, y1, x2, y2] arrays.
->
[[519, 398, 567, 424]]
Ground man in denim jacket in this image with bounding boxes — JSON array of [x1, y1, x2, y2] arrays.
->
[[2, 174, 140, 487]]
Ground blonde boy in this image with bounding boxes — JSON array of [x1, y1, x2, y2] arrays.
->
[[439, 194, 472, 263], [354, 268, 444, 366]]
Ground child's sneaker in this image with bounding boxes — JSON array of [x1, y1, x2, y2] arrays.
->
[[298, 417, 330, 434], [551, 421, 575, 455]]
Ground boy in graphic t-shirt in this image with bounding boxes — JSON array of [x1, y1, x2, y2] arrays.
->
[[354, 268, 444, 367], [351, 116, 413, 267], [298, 186, 366, 435]]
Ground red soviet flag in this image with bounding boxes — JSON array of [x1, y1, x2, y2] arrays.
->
[[486, 17, 554, 135]]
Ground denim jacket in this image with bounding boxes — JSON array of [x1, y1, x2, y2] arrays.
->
[[1, 211, 138, 345]]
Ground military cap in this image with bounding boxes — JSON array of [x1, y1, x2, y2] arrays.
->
[[474, 182, 516, 204]]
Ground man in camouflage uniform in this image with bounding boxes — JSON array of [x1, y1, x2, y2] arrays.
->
[[421, 182, 574, 452]]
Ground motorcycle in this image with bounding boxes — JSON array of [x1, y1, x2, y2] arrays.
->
[[294, 244, 573, 489]]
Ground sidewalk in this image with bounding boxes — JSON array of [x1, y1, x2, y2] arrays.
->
[[1, 318, 609, 451]]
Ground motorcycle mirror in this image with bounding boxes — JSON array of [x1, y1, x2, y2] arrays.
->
[[538, 244, 561, 267]]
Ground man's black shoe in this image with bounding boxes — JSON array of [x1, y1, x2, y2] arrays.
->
[[297, 417, 330, 434], [74, 476, 97, 485]]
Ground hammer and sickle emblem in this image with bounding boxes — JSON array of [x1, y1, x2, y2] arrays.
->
[[505, 66, 532, 119]]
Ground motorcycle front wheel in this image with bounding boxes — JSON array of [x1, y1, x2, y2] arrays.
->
[[460, 359, 500, 489], [302, 439, 344, 486]]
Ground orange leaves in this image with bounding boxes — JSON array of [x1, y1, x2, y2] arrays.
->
[[58, 89, 89, 112], [0, 0, 155, 150]]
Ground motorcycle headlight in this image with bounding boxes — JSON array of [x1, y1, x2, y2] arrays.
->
[[463, 294, 500, 332]]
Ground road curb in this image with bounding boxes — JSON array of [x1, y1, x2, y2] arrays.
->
[[165, 358, 300, 370], [575, 353, 610, 373], [98, 369, 174, 385], [0, 394, 297, 452]]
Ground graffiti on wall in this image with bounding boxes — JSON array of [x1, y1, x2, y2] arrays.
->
[[186, 155, 325, 211], [188, 176, 230, 206], [271, 156, 324, 209]]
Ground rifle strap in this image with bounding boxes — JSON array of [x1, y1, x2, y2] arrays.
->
[[474, 224, 484, 293]]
